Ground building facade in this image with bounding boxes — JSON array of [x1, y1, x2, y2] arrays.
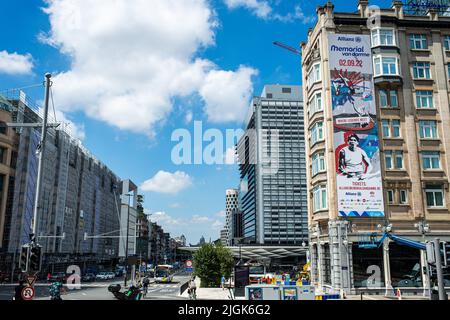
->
[[225, 189, 238, 245], [301, 1, 450, 294], [1, 93, 122, 273], [237, 85, 308, 245]]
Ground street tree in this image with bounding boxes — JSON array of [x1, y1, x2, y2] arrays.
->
[[192, 243, 234, 287]]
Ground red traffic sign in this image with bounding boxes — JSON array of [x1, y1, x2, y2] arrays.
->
[[21, 286, 35, 300], [26, 275, 37, 287], [186, 260, 193, 268]]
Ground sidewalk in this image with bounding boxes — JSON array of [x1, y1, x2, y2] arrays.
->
[[179, 277, 245, 300]]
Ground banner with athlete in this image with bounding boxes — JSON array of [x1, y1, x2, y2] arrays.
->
[[328, 34, 384, 217]]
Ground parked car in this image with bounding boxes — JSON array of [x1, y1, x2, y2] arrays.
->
[[107, 272, 116, 280], [48, 272, 68, 283], [0, 272, 10, 283], [81, 273, 96, 282], [95, 272, 109, 281]]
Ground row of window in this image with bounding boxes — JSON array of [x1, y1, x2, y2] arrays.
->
[[310, 118, 439, 147], [312, 183, 446, 212], [371, 28, 450, 51]]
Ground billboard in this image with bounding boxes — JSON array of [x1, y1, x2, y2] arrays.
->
[[328, 34, 384, 217]]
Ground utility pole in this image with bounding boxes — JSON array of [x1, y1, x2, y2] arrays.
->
[[433, 238, 446, 300], [31, 73, 52, 246], [124, 193, 133, 287]]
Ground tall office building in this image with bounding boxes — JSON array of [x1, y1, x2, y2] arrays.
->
[[119, 179, 138, 258], [237, 85, 308, 245], [225, 189, 238, 245], [1, 93, 122, 271], [301, 1, 450, 294]]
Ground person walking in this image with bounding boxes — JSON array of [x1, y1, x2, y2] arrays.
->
[[221, 275, 226, 290]]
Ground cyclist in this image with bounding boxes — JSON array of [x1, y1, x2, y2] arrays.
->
[[142, 276, 150, 298], [49, 280, 66, 300], [187, 276, 197, 300]]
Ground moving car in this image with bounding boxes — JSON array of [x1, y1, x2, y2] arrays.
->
[[48, 272, 68, 283], [81, 273, 96, 282], [95, 272, 110, 281]]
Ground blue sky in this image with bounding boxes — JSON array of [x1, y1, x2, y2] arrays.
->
[[0, 0, 392, 244]]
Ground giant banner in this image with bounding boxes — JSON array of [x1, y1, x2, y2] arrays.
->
[[328, 34, 384, 217]]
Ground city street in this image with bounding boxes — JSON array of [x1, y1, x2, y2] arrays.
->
[[0, 274, 191, 300]]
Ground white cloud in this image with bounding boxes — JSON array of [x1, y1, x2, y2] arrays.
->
[[212, 220, 224, 230], [185, 110, 193, 124], [150, 211, 182, 226], [140, 170, 193, 194], [53, 109, 86, 141], [42, 0, 257, 135], [224, 1, 314, 23], [224, 0, 272, 18], [215, 210, 226, 218], [191, 215, 211, 223], [200, 65, 257, 123], [169, 203, 182, 209], [0, 50, 33, 75]]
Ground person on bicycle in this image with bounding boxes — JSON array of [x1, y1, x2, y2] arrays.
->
[[188, 276, 197, 299], [49, 280, 65, 300], [142, 276, 150, 298]]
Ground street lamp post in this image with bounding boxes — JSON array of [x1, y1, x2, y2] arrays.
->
[[123, 193, 133, 287], [415, 219, 431, 298]]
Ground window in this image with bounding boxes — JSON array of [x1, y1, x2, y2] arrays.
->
[[0, 147, 5, 164], [308, 63, 321, 87], [387, 190, 394, 204], [374, 56, 399, 76], [399, 190, 408, 204], [392, 120, 401, 137], [0, 122, 6, 135], [312, 152, 326, 176], [310, 122, 324, 145], [422, 151, 440, 170], [416, 91, 434, 108], [313, 185, 327, 212], [443, 35, 450, 50], [409, 34, 428, 49], [310, 92, 322, 114], [412, 62, 431, 79], [419, 120, 438, 139], [379, 90, 388, 107], [372, 28, 395, 46], [379, 89, 398, 108], [385, 151, 393, 169], [282, 87, 292, 94], [382, 119, 401, 138], [390, 90, 398, 107], [425, 185, 444, 208], [385, 150, 403, 169], [382, 120, 390, 137]]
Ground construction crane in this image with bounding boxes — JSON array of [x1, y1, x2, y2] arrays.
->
[[272, 41, 301, 56]]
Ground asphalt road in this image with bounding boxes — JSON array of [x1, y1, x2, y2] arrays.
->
[[0, 274, 191, 300]]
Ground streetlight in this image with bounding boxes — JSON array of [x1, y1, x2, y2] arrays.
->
[[123, 193, 133, 287], [415, 219, 431, 297]]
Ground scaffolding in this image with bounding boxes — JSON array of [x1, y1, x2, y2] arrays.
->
[[404, 0, 450, 15]]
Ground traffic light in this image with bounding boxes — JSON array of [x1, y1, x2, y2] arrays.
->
[[29, 245, 42, 272], [19, 245, 30, 272], [444, 242, 450, 268]]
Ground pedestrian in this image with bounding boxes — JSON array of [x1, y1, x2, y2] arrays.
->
[[13, 280, 26, 300], [221, 275, 226, 290], [47, 272, 51, 282]]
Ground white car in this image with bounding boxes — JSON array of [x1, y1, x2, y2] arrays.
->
[[107, 272, 115, 279], [95, 272, 109, 280]]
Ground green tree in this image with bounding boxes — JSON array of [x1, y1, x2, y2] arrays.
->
[[192, 243, 234, 287]]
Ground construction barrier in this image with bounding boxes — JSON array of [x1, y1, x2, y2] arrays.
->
[[315, 294, 340, 300]]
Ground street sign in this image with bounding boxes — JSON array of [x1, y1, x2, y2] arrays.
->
[[25, 275, 37, 287], [186, 260, 193, 268], [186, 268, 193, 272], [21, 286, 35, 300]]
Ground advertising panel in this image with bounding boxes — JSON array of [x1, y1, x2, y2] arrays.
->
[[328, 34, 384, 217]]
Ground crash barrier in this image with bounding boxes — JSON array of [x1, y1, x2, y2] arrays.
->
[[315, 294, 340, 300]]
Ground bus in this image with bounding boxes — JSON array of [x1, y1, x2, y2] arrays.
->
[[154, 264, 174, 283]]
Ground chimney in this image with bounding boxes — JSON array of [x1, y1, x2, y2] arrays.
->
[[358, 0, 369, 18], [392, 0, 404, 19]]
